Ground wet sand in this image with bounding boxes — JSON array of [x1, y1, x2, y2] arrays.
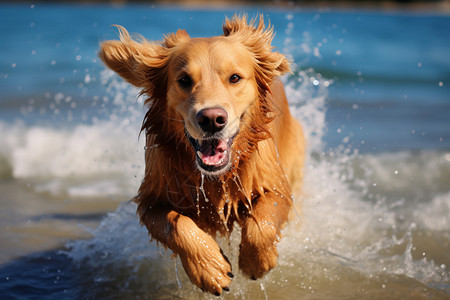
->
[[0, 179, 120, 264]]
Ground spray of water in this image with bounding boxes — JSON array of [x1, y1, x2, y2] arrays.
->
[[56, 52, 450, 298]]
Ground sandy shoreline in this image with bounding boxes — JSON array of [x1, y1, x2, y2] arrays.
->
[[0, 179, 120, 264]]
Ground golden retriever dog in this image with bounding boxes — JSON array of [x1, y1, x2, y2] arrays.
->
[[99, 15, 305, 295]]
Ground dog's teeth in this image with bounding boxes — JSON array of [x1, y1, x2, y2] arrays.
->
[[218, 150, 227, 164], [196, 151, 203, 159]]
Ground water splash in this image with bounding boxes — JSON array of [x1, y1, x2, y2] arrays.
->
[[259, 280, 268, 300], [175, 258, 182, 290], [57, 70, 450, 298], [195, 185, 201, 216], [199, 173, 209, 203], [232, 174, 252, 212], [58, 23, 449, 299]]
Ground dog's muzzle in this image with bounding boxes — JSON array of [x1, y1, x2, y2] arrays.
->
[[187, 107, 236, 175]]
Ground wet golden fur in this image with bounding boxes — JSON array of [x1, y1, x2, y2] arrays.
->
[[99, 15, 305, 295]]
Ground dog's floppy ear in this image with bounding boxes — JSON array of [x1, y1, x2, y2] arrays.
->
[[99, 26, 190, 89], [223, 15, 290, 90]]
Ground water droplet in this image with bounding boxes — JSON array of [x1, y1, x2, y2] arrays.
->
[[199, 173, 209, 202], [84, 74, 91, 84], [196, 188, 200, 216]]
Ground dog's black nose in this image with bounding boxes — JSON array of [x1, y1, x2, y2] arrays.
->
[[196, 107, 228, 133]]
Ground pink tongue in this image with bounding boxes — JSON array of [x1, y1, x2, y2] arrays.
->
[[200, 139, 228, 166]]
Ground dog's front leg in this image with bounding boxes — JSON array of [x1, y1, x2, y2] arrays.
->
[[239, 191, 292, 279], [141, 208, 233, 295]]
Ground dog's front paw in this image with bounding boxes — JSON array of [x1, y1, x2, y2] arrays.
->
[[239, 239, 278, 280], [178, 233, 233, 295], [239, 218, 279, 279]]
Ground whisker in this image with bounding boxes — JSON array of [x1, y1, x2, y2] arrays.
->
[[175, 127, 187, 149], [165, 126, 188, 150], [164, 116, 184, 122]]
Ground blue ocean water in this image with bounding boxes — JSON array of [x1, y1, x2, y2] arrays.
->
[[1, 4, 449, 152], [0, 4, 449, 299]]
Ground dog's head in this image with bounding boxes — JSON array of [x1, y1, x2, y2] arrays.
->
[[99, 15, 290, 177]]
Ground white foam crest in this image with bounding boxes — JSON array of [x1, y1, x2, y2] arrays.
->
[[0, 67, 149, 197], [414, 191, 450, 231], [0, 121, 143, 197], [65, 202, 149, 264], [360, 151, 450, 197], [282, 152, 390, 259], [0, 119, 145, 197], [277, 143, 450, 290], [284, 70, 331, 154], [377, 231, 448, 288]]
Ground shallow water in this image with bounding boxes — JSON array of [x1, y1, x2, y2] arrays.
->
[[0, 4, 449, 299]]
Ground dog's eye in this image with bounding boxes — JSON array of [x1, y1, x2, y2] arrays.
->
[[177, 75, 193, 88], [229, 74, 241, 84]]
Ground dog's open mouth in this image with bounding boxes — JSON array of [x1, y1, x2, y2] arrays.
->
[[188, 136, 234, 175]]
